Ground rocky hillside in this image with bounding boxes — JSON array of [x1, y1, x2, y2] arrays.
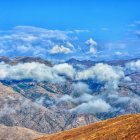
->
[[0, 57, 140, 137], [35, 114, 140, 140], [0, 124, 43, 140], [0, 83, 98, 134]]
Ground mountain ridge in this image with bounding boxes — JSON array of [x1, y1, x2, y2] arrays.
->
[[35, 113, 140, 140], [0, 56, 52, 66]]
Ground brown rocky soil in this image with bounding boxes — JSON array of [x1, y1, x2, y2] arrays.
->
[[35, 114, 140, 140]]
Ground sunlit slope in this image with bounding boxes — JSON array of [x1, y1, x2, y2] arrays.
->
[[36, 114, 140, 140]]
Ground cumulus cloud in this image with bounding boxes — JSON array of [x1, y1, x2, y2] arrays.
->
[[0, 26, 101, 60], [85, 38, 98, 54], [85, 38, 97, 47], [70, 99, 111, 114], [53, 63, 76, 79], [59, 91, 111, 115], [76, 63, 124, 89], [53, 61, 140, 116], [89, 47, 97, 54], [0, 61, 125, 90], [126, 60, 140, 71], [0, 62, 62, 82], [0, 26, 76, 59], [50, 45, 72, 54], [59, 82, 92, 103], [59, 94, 91, 103], [1, 60, 139, 116], [0, 62, 76, 82]]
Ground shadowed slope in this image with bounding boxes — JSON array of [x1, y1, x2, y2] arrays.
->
[[36, 114, 140, 140]]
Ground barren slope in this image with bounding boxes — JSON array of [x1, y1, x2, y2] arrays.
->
[[0, 124, 43, 140], [36, 114, 140, 140]]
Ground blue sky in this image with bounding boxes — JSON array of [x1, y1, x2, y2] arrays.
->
[[1, 0, 140, 36], [0, 0, 140, 60]]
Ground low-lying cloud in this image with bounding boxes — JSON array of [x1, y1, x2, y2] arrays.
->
[[76, 63, 124, 89], [72, 82, 91, 97], [53, 63, 76, 79], [0, 61, 136, 116], [0, 62, 73, 83], [70, 98, 111, 114], [126, 60, 140, 71]]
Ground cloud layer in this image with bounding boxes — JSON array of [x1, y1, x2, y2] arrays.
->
[[0, 26, 97, 61], [0, 60, 138, 116], [76, 63, 124, 89]]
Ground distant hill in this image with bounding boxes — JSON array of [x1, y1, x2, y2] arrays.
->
[[36, 113, 140, 140], [66, 58, 140, 67], [0, 56, 52, 66]]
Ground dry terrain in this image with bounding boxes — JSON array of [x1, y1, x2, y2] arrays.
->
[[0, 124, 43, 140], [36, 114, 140, 140]]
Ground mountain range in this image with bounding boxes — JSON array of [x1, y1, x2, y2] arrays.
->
[[0, 56, 139, 139]]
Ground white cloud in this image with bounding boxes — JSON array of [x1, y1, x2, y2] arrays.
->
[[53, 63, 76, 79], [89, 47, 97, 54], [72, 82, 91, 96], [0, 26, 99, 59], [13, 26, 69, 40], [71, 99, 111, 114], [0, 62, 69, 82], [0, 62, 78, 82], [50, 45, 72, 54], [0, 26, 77, 58], [66, 42, 74, 48], [85, 38, 97, 54], [0, 61, 124, 91], [76, 63, 124, 89], [85, 38, 97, 47], [73, 93, 93, 103], [126, 60, 140, 71]]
